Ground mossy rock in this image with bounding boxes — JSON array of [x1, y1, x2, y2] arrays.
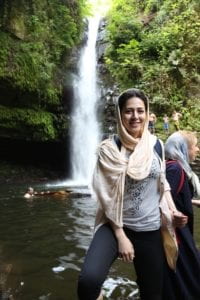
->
[[0, 105, 59, 141]]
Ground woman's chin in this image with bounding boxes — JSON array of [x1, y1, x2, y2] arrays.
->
[[128, 130, 142, 138]]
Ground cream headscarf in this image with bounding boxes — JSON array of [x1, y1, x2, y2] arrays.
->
[[116, 94, 156, 180], [93, 89, 157, 228]]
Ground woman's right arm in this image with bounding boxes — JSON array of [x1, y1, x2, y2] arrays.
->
[[110, 221, 134, 263], [192, 199, 200, 207]]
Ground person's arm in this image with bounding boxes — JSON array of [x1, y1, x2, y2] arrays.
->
[[163, 185, 188, 228], [173, 210, 188, 227], [192, 199, 200, 207], [166, 162, 188, 227], [110, 221, 134, 263]]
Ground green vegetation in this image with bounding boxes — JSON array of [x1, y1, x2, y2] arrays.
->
[[105, 0, 200, 130], [0, 105, 60, 141], [1, 0, 199, 143], [0, 0, 89, 105], [0, 0, 89, 141]]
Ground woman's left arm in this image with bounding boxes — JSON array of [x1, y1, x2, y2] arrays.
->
[[163, 187, 188, 227], [109, 221, 135, 263]]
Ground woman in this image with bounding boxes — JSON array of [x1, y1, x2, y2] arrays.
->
[[77, 88, 186, 300], [164, 130, 200, 300]]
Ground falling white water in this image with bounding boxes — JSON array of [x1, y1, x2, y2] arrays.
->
[[70, 16, 101, 186]]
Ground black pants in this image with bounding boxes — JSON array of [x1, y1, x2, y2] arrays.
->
[[77, 223, 165, 300]]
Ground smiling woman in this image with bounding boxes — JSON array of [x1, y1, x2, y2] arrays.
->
[[120, 97, 147, 138], [77, 88, 186, 300]]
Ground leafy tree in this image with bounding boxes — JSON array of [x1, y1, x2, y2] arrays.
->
[[104, 0, 200, 130]]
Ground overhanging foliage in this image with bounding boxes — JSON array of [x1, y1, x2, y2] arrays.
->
[[105, 0, 200, 130]]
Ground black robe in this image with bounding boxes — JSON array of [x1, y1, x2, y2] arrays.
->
[[163, 161, 200, 300]]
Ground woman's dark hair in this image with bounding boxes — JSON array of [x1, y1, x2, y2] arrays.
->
[[118, 88, 148, 112]]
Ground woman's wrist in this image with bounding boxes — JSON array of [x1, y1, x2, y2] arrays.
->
[[114, 228, 126, 240], [109, 221, 126, 240]]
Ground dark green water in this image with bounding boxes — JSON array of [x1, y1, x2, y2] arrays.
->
[[0, 183, 138, 300], [0, 170, 200, 299]]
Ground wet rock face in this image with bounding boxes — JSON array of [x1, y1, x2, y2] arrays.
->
[[96, 18, 119, 137], [98, 88, 118, 138], [0, 137, 71, 178], [96, 18, 112, 79], [96, 18, 108, 65]]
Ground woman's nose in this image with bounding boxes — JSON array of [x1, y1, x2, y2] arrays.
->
[[131, 111, 138, 118]]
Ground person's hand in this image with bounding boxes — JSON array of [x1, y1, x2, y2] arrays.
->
[[110, 223, 134, 263], [192, 199, 200, 207], [173, 211, 188, 228], [117, 234, 134, 263]]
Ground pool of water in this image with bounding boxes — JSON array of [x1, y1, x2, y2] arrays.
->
[[0, 184, 140, 300], [0, 166, 200, 299]]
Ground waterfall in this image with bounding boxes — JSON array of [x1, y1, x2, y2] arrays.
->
[[70, 16, 101, 187]]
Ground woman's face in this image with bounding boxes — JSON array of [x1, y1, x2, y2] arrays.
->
[[188, 138, 199, 161], [121, 97, 147, 138]]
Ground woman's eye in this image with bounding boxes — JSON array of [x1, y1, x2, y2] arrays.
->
[[123, 109, 145, 114]]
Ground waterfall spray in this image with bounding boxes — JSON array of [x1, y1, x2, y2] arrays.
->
[[70, 16, 101, 187]]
